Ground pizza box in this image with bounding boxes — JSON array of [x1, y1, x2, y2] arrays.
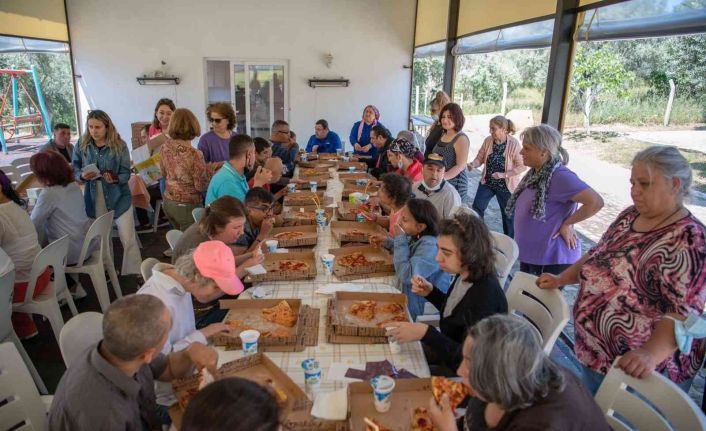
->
[[335, 201, 381, 221], [347, 378, 434, 431], [337, 161, 367, 171], [298, 160, 338, 169], [281, 205, 334, 225], [294, 178, 328, 189], [170, 353, 311, 429], [341, 184, 380, 199], [283, 190, 328, 207], [247, 251, 317, 282], [330, 220, 388, 244], [325, 316, 389, 344], [298, 166, 331, 175], [297, 171, 332, 182], [265, 224, 319, 247], [338, 171, 375, 181], [328, 291, 409, 338], [327, 245, 395, 281], [213, 298, 303, 346]]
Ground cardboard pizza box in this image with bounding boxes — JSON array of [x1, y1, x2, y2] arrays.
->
[[341, 184, 381, 199], [213, 298, 303, 346], [337, 161, 367, 171], [294, 178, 329, 189], [283, 190, 328, 207], [266, 224, 319, 247], [297, 171, 332, 182], [335, 201, 381, 222], [281, 205, 334, 225], [328, 291, 409, 338], [298, 160, 338, 169], [347, 378, 434, 431], [247, 251, 317, 282], [338, 171, 375, 181], [327, 245, 395, 281], [330, 221, 388, 244]]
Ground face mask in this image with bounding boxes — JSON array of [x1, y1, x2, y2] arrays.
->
[[667, 313, 706, 352], [432, 114, 439, 122], [422, 179, 442, 191], [397, 160, 404, 169]]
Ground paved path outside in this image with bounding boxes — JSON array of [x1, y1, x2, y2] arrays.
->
[[628, 130, 706, 154]]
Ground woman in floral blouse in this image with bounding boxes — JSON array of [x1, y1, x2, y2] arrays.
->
[[537, 145, 706, 394], [159, 108, 211, 231]]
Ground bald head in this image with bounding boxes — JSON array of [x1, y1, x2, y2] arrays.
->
[[264, 157, 283, 183], [102, 294, 170, 361]]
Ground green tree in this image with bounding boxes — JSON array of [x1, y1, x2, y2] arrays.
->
[[412, 56, 444, 115], [571, 44, 634, 129], [455, 52, 522, 105]]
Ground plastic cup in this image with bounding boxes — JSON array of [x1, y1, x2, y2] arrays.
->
[[342, 155, 350, 162], [301, 153, 308, 162], [336, 149, 343, 157], [265, 240, 278, 252], [370, 375, 396, 413], [355, 178, 369, 187], [287, 183, 297, 193], [321, 253, 335, 274], [357, 193, 370, 205], [385, 327, 401, 354], [301, 358, 322, 395], [315, 209, 327, 230], [348, 166, 356, 172], [356, 213, 366, 223], [240, 329, 260, 355], [309, 181, 317, 192]]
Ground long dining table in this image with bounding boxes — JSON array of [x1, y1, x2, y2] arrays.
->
[[215, 163, 431, 395]]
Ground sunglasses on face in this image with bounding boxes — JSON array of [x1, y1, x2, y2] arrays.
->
[[209, 118, 224, 124]]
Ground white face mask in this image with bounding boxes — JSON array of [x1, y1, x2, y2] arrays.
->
[[397, 160, 404, 169], [422, 179, 442, 191], [432, 114, 439, 122]]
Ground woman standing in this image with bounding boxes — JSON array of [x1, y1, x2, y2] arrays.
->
[[160, 108, 210, 231], [197, 102, 236, 164], [72, 110, 142, 275], [468, 116, 525, 237], [349, 105, 383, 162], [506, 124, 603, 276], [424, 91, 451, 158], [432, 103, 471, 206], [537, 146, 706, 394]]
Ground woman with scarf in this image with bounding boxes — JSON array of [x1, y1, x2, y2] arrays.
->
[[349, 105, 384, 167], [507, 124, 603, 276], [385, 212, 507, 372]]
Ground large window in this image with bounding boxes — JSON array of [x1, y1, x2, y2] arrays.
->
[[410, 41, 445, 135]]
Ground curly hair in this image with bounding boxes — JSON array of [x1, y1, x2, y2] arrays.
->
[[207, 102, 236, 131], [438, 212, 495, 282], [380, 173, 412, 208]]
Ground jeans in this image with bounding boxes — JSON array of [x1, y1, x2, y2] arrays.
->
[[579, 363, 694, 395], [472, 183, 514, 237], [520, 262, 572, 276]]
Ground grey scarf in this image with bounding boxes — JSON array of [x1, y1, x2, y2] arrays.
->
[[505, 156, 562, 220], [444, 276, 473, 319]]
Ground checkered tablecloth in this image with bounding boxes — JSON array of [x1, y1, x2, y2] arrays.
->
[[216, 166, 431, 393]]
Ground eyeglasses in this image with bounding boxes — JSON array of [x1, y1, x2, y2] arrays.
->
[[275, 130, 290, 135], [248, 204, 274, 214], [209, 118, 224, 124]]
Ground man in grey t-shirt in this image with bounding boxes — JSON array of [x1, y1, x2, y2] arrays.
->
[[49, 294, 218, 431], [412, 153, 463, 220]]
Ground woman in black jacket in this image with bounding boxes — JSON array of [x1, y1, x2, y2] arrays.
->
[[386, 211, 507, 371]]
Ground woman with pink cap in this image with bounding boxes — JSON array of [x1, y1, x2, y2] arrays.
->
[[350, 105, 385, 164]]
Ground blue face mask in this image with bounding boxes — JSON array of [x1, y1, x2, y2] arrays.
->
[[666, 313, 706, 352]]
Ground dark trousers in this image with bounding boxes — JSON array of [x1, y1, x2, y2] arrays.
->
[[472, 183, 514, 238], [135, 183, 163, 226], [520, 262, 572, 276]]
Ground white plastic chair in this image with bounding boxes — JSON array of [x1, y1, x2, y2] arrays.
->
[[166, 229, 183, 251], [65, 211, 122, 312], [11, 157, 32, 180], [595, 356, 706, 431], [490, 231, 519, 289], [192, 207, 204, 223], [141, 258, 160, 281], [59, 312, 103, 368], [505, 271, 569, 355], [0, 270, 48, 395], [12, 235, 76, 343], [0, 342, 52, 430]]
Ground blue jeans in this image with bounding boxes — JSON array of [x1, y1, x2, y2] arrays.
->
[[472, 183, 514, 237], [403, 283, 426, 321], [579, 363, 694, 395]]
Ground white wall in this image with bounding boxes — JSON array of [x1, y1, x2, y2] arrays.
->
[[66, 0, 416, 150]]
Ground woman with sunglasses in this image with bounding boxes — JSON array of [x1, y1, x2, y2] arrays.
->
[[197, 102, 237, 164]]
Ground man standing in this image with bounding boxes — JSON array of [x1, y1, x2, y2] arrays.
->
[[269, 120, 299, 176], [412, 153, 462, 219], [305, 119, 342, 154], [48, 294, 218, 430], [40, 123, 74, 163]]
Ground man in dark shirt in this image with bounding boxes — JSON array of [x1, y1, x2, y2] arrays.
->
[[49, 294, 218, 431], [269, 120, 299, 177], [40, 123, 74, 163]]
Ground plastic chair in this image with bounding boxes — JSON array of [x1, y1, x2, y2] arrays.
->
[[490, 231, 519, 289], [152, 199, 165, 232], [12, 235, 76, 343], [65, 211, 122, 312], [11, 157, 32, 180], [141, 258, 160, 281], [0, 342, 52, 430], [166, 229, 183, 251], [0, 270, 48, 395], [192, 207, 204, 223], [595, 356, 706, 431], [59, 312, 103, 368], [505, 271, 569, 355]]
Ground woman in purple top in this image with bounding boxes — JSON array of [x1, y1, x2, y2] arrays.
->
[[197, 102, 236, 164], [506, 124, 603, 276]]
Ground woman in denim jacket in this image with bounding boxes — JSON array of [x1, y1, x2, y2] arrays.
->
[[72, 110, 142, 275]]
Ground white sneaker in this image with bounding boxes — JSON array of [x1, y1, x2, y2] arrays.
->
[[71, 283, 88, 300]]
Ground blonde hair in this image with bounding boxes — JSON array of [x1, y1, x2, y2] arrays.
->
[[490, 115, 516, 135], [80, 110, 125, 153], [168, 108, 201, 140], [430, 91, 451, 112], [520, 124, 569, 165]]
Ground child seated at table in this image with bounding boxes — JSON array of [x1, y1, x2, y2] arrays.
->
[[366, 173, 412, 250], [233, 187, 276, 254]]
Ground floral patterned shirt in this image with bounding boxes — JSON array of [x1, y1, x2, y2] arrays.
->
[[574, 206, 706, 382], [159, 139, 210, 204]]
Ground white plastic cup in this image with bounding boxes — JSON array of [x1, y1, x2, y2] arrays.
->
[[240, 329, 260, 355], [26, 187, 42, 206], [309, 181, 317, 192], [342, 155, 350, 162], [386, 327, 401, 354], [301, 153, 308, 162], [287, 183, 297, 193], [301, 358, 322, 395], [321, 253, 335, 274], [355, 178, 369, 187], [370, 375, 396, 413], [315, 208, 327, 230], [265, 240, 278, 252], [348, 166, 356, 172], [357, 193, 370, 205]]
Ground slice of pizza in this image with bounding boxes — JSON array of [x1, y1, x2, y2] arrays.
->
[[278, 260, 309, 272], [431, 377, 470, 411], [378, 302, 404, 314], [349, 300, 376, 321], [364, 417, 392, 431], [377, 313, 408, 328], [347, 228, 367, 236], [265, 378, 288, 406], [274, 231, 304, 241], [411, 407, 436, 431], [338, 252, 372, 268], [261, 300, 298, 327]]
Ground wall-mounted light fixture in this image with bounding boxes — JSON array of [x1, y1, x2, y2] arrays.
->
[[308, 78, 349, 88], [137, 76, 180, 85]]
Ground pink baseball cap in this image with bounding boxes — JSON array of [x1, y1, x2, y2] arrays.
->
[[193, 241, 244, 295]]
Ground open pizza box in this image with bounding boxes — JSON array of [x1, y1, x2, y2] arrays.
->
[[281, 205, 334, 225], [330, 221, 388, 244], [341, 174, 376, 186], [170, 353, 311, 429], [294, 178, 329, 189], [338, 171, 375, 181], [348, 378, 434, 431], [283, 190, 330, 207], [298, 160, 338, 170], [336, 201, 382, 221], [247, 251, 317, 282], [328, 245, 394, 280], [297, 171, 332, 182], [329, 291, 409, 338], [338, 161, 367, 171], [341, 183, 381, 199], [266, 224, 319, 247]]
